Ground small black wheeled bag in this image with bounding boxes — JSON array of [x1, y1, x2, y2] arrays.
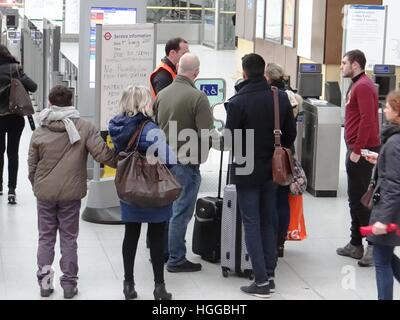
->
[[192, 150, 224, 263]]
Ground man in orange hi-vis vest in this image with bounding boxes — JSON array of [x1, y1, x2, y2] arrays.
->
[[150, 38, 189, 99]]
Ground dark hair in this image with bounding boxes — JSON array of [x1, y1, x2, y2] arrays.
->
[[165, 37, 188, 56], [49, 85, 73, 107], [344, 50, 367, 70], [0, 44, 18, 63], [242, 54, 266, 79]]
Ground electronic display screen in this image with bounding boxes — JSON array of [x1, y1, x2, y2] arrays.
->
[[374, 65, 394, 75], [300, 64, 320, 73], [89, 7, 137, 88]]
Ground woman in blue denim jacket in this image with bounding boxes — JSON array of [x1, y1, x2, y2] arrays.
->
[[109, 86, 176, 300]]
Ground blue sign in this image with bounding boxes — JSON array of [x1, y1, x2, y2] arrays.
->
[[200, 84, 219, 96]]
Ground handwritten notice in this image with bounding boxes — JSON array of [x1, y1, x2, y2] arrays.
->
[[99, 24, 155, 130]]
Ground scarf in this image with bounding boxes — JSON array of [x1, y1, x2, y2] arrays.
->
[[39, 106, 81, 144]]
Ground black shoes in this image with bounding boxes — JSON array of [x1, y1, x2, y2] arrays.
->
[[240, 282, 271, 299], [8, 189, 16, 205], [154, 283, 172, 300], [167, 260, 202, 273], [269, 279, 276, 293], [64, 287, 78, 299], [40, 288, 54, 298], [123, 280, 137, 300]]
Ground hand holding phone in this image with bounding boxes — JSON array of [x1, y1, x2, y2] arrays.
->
[[361, 149, 379, 164]]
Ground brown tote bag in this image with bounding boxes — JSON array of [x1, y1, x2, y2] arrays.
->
[[271, 86, 294, 186], [9, 64, 35, 116], [114, 120, 182, 208]]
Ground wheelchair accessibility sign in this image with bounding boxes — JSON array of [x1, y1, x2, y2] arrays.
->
[[194, 78, 226, 108], [200, 84, 218, 96], [195, 78, 226, 131]]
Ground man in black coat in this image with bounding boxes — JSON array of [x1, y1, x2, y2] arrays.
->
[[225, 54, 296, 298]]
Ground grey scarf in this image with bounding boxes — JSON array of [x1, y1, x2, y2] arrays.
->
[[39, 106, 81, 144]]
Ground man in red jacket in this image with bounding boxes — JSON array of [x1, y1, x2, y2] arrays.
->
[[337, 50, 381, 267]]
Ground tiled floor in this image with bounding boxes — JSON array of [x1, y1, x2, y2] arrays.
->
[[0, 45, 398, 300]]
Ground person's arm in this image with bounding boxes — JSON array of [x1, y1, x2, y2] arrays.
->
[[281, 94, 297, 149], [152, 69, 173, 95], [27, 134, 39, 185], [373, 141, 400, 225], [86, 124, 118, 168], [18, 66, 38, 93], [353, 84, 378, 155]]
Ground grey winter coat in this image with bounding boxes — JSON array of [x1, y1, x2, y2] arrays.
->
[[368, 125, 400, 246], [28, 118, 117, 202]]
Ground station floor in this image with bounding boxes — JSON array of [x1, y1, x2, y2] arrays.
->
[[0, 45, 399, 300]]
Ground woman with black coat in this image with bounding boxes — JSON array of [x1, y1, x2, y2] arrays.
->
[[0, 44, 37, 204], [364, 90, 400, 300]]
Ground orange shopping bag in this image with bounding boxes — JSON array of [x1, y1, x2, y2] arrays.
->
[[286, 194, 307, 241]]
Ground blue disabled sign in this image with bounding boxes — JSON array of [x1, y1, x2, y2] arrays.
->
[[194, 78, 226, 108]]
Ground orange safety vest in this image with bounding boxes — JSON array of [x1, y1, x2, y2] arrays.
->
[[150, 62, 177, 99]]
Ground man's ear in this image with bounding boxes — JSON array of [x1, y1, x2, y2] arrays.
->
[[242, 71, 248, 80]]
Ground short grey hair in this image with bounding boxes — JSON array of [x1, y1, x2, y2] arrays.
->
[[265, 63, 285, 82], [178, 53, 200, 74], [119, 85, 153, 117]]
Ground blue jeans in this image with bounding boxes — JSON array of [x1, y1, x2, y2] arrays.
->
[[167, 164, 201, 267], [373, 244, 400, 300], [237, 181, 278, 285], [277, 186, 290, 245]]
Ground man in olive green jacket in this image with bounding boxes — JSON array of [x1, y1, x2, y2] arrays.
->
[[28, 86, 116, 299], [155, 53, 218, 273]]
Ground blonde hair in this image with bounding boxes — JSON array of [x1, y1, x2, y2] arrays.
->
[[387, 90, 400, 116], [119, 85, 153, 117], [265, 63, 285, 82]]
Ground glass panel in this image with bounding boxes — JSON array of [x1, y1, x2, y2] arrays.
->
[[203, 0, 216, 47], [147, 0, 202, 24], [218, 0, 235, 49]]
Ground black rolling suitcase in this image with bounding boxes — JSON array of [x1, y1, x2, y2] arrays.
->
[[192, 151, 224, 263]]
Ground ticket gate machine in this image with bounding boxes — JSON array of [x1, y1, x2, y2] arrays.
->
[[297, 63, 342, 197], [373, 65, 396, 128]]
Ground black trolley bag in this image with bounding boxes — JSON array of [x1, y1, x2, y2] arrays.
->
[[220, 153, 253, 279], [192, 150, 224, 263]]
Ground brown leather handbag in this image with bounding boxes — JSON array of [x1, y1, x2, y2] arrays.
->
[[9, 64, 35, 116], [360, 165, 379, 210], [114, 120, 182, 208], [271, 86, 294, 186]]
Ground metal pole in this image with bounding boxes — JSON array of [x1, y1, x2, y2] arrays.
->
[[93, 24, 103, 182]]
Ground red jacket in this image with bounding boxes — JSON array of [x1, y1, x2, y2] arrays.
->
[[344, 73, 380, 155]]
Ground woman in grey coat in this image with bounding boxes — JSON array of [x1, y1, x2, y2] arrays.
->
[[364, 90, 400, 300]]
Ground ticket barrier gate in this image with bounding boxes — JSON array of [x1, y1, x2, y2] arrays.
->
[[301, 100, 342, 197]]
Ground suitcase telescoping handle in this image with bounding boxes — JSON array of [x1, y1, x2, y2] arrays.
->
[[217, 148, 224, 199]]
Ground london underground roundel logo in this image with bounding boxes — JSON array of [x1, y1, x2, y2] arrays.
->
[[104, 32, 112, 41]]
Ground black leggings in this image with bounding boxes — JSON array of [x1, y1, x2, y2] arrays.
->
[[123, 222, 166, 284], [0, 114, 25, 191]]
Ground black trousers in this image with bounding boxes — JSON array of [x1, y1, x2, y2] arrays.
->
[[0, 114, 25, 191], [346, 148, 378, 246], [123, 222, 166, 284]]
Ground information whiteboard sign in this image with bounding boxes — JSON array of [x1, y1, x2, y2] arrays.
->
[[90, 7, 137, 88], [297, 0, 313, 59], [343, 5, 387, 70], [97, 24, 156, 130], [25, 0, 63, 21], [65, 0, 80, 34], [265, 0, 283, 43], [255, 0, 265, 39], [383, 0, 400, 66]]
